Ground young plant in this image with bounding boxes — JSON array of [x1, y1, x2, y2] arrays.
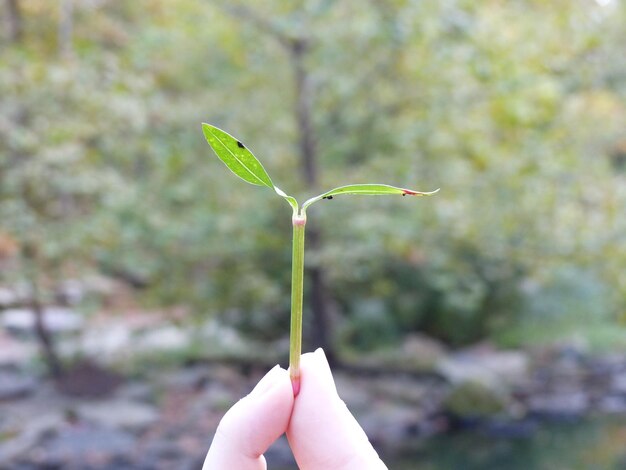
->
[[202, 124, 438, 395]]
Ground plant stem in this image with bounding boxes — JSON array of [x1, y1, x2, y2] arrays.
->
[[289, 211, 306, 396]]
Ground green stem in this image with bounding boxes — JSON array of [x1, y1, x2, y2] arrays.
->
[[289, 211, 306, 395]]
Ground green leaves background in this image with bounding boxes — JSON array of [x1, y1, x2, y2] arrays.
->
[[1, 0, 625, 349]]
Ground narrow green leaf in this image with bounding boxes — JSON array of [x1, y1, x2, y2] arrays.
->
[[302, 184, 439, 211], [274, 186, 299, 214], [202, 123, 274, 188]]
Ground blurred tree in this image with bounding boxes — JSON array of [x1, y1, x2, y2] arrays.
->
[[0, 2, 151, 374], [217, 2, 338, 360], [3, 0, 22, 43], [58, 0, 74, 58], [0, 0, 624, 358]]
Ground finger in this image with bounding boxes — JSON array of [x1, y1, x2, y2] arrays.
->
[[203, 365, 294, 470], [287, 349, 387, 470]]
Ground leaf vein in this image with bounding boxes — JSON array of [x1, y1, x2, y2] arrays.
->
[[210, 131, 267, 186]]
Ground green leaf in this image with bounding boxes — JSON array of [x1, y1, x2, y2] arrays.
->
[[274, 186, 299, 214], [202, 123, 274, 188], [302, 184, 439, 211]]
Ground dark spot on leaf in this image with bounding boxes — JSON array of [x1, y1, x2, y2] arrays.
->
[[402, 193, 406, 196], [237, 141, 245, 149], [322, 196, 333, 200]]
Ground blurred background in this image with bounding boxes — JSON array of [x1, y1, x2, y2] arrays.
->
[[1, 0, 625, 468]]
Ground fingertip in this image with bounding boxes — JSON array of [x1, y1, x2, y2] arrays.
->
[[249, 364, 283, 397], [300, 347, 336, 394], [288, 350, 386, 469], [203, 366, 294, 469]]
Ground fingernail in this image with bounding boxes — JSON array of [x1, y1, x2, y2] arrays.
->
[[313, 348, 337, 392], [315, 348, 330, 368]]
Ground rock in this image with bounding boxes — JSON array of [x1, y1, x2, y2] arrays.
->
[[553, 335, 590, 361], [182, 456, 211, 470], [0, 283, 32, 308], [82, 275, 118, 297], [55, 279, 85, 305], [438, 347, 529, 388], [443, 381, 510, 420], [77, 400, 159, 432], [0, 330, 37, 366], [402, 333, 448, 369], [483, 418, 538, 438], [161, 365, 213, 390], [142, 439, 183, 461], [201, 319, 247, 351], [588, 354, 626, 375], [55, 361, 122, 398], [115, 381, 156, 403], [1, 307, 83, 336], [334, 375, 375, 412], [357, 401, 424, 447], [0, 370, 37, 400], [528, 391, 589, 420], [611, 373, 626, 395], [64, 322, 193, 360], [192, 382, 236, 414], [0, 412, 65, 463], [135, 326, 189, 352], [0, 287, 18, 308], [75, 323, 132, 360], [98, 455, 137, 470], [40, 425, 136, 462], [366, 375, 436, 407], [598, 396, 626, 414], [355, 335, 448, 374]]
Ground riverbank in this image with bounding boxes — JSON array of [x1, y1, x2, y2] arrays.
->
[[2, 281, 626, 468], [2, 336, 626, 468]]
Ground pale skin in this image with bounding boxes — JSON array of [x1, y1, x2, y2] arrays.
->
[[203, 348, 387, 470]]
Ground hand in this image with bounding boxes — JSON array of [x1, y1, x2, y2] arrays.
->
[[203, 348, 387, 469]]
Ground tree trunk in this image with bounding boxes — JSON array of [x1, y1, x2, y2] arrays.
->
[[58, 0, 74, 58], [291, 38, 317, 187], [4, 0, 22, 43], [31, 287, 64, 379], [290, 38, 336, 364], [219, 6, 338, 363], [22, 243, 64, 379], [31, 279, 63, 379]]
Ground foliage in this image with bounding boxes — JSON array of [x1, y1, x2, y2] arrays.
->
[[1, 0, 625, 351]]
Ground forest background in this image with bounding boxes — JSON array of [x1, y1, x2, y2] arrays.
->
[[1, 0, 625, 364]]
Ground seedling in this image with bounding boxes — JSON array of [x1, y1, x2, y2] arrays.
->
[[202, 124, 438, 395]]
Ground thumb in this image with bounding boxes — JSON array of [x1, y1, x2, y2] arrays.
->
[[203, 365, 294, 470], [287, 349, 387, 469]]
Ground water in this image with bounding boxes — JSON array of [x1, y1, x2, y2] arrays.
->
[[391, 418, 626, 470]]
